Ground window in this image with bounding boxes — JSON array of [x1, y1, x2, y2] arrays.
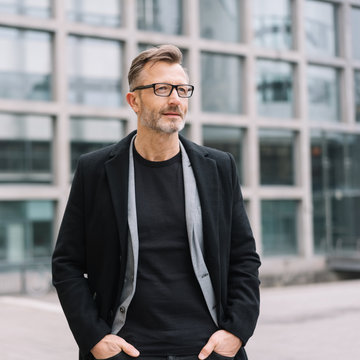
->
[[137, 0, 183, 35], [311, 132, 360, 253], [66, 0, 122, 27], [68, 36, 123, 107], [351, 7, 360, 60], [259, 129, 296, 185], [0, 113, 52, 183], [0, 27, 52, 101], [202, 125, 243, 183], [355, 71, 360, 123], [0, 201, 54, 263], [261, 200, 298, 256], [253, 0, 292, 49], [305, 0, 338, 57], [70, 117, 125, 172], [307, 65, 340, 122], [200, 0, 241, 43], [256, 59, 294, 118], [201, 52, 243, 114], [0, 0, 52, 18]]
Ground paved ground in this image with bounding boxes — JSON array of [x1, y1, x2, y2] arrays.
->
[[1, 280, 360, 360]]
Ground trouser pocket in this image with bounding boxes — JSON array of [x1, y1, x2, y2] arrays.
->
[[209, 352, 234, 360], [95, 352, 124, 360]]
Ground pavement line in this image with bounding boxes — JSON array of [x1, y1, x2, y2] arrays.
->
[[0, 296, 62, 313]]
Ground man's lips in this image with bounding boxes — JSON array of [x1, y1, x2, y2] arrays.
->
[[163, 112, 181, 117]]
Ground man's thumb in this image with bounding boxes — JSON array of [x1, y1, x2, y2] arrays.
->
[[121, 340, 140, 357]]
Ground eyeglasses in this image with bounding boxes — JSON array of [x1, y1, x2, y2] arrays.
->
[[131, 83, 194, 98]]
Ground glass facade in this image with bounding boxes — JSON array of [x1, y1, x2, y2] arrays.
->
[[0, 0, 52, 18], [305, 0, 338, 57], [355, 71, 360, 123], [307, 65, 340, 122], [259, 129, 296, 186], [256, 59, 294, 118], [70, 117, 124, 172], [311, 132, 360, 253], [0, 113, 52, 183], [261, 200, 298, 256], [66, 0, 122, 27], [202, 125, 243, 183], [200, 0, 241, 43], [0, 201, 54, 263], [0, 27, 52, 101], [0, 0, 360, 279], [351, 7, 360, 60], [253, 0, 292, 49], [68, 36, 123, 107], [137, 0, 183, 35], [201, 52, 243, 114]]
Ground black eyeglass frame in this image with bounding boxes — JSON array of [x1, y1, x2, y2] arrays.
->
[[131, 83, 194, 98]]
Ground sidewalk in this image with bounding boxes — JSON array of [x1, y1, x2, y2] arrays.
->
[[1, 280, 360, 360], [246, 279, 360, 360]]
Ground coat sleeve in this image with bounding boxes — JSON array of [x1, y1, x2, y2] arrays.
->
[[52, 158, 111, 355], [219, 153, 261, 346]]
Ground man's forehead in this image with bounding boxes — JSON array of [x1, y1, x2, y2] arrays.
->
[[141, 61, 188, 82]]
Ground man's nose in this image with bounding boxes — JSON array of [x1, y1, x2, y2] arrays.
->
[[168, 88, 181, 105]]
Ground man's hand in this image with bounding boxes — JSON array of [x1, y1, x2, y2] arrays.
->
[[198, 330, 242, 359], [91, 334, 140, 360]]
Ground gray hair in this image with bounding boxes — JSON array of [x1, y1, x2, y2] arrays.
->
[[128, 44, 184, 90]]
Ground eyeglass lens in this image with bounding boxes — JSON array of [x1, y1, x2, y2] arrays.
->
[[154, 83, 193, 98]]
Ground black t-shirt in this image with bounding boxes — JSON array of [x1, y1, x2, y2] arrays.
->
[[117, 146, 217, 355]]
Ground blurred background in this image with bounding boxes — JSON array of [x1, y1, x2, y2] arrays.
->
[[0, 0, 360, 295]]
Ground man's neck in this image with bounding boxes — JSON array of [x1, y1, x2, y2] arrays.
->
[[134, 129, 180, 162]]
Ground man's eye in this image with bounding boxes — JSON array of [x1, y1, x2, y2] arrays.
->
[[157, 85, 169, 91]]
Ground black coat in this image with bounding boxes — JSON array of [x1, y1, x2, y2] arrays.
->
[[52, 131, 261, 360]]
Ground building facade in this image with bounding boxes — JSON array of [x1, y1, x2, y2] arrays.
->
[[0, 0, 360, 292]]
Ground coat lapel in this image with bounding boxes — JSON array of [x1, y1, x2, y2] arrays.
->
[[104, 132, 135, 255], [180, 136, 221, 301]]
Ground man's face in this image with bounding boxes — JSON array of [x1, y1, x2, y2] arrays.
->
[[132, 61, 189, 134]]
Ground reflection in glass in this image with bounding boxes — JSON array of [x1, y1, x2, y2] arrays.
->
[[311, 131, 360, 253], [200, 0, 241, 43], [256, 59, 294, 118], [68, 36, 122, 107], [355, 71, 360, 122], [0, 27, 52, 101], [307, 65, 340, 122], [253, 0, 292, 49], [201, 52, 243, 114], [137, 0, 183, 35], [203, 125, 243, 183], [66, 0, 122, 27], [259, 129, 295, 185], [261, 200, 298, 256], [0, 0, 52, 18], [0, 201, 54, 263], [351, 7, 360, 60], [70, 117, 124, 172], [305, 0, 337, 57], [0, 113, 52, 183]]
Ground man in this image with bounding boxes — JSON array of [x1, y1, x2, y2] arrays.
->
[[52, 45, 260, 360]]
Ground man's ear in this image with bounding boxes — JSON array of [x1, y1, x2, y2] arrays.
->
[[126, 92, 139, 113]]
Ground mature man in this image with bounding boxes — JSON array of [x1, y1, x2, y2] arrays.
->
[[52, 45, 260, 360]]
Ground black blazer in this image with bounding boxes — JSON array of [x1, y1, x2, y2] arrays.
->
[[52, 131, 260, 360]]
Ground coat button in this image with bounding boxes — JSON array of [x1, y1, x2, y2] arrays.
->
[[120, 306, 126, 314]]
